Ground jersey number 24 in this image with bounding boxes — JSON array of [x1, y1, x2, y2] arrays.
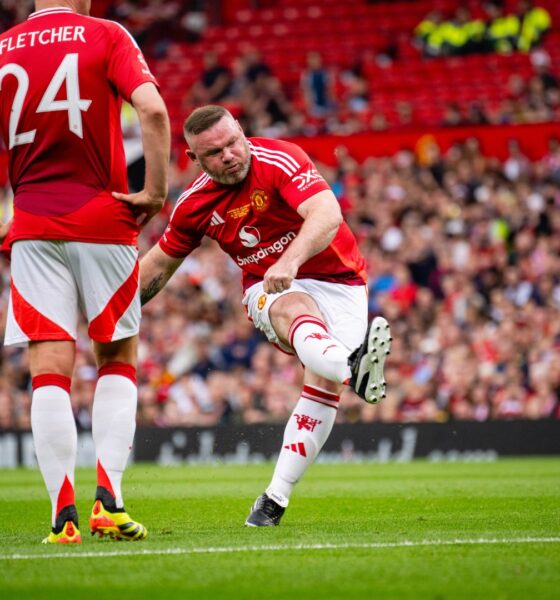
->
[[0, 53, 91, 149]]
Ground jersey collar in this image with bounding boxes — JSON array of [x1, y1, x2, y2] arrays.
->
[[28, 7, 74, 20]]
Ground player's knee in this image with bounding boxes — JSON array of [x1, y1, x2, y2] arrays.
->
[[94, 335, 138, 368], [304, 372, 343, 396]]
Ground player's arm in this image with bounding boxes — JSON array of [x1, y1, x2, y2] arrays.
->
[[263, 189, 342, 294], [113, 82, 170, 226], [140, 244, 184, 305]]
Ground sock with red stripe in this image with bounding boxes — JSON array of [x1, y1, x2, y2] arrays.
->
[[289, 315, 352, 384], [92, 362, 137, 509], [30, 374, 77, 528], [267, 385, 339, 504]]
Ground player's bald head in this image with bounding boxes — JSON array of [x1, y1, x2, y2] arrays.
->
[[183, 105, 235, 142]]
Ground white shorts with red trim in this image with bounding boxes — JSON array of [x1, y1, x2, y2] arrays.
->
[[5, 240, 140, 346], [242, 279, 368, 354]]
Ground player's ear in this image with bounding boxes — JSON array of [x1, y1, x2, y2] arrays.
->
[[185, 150, 197, 163]]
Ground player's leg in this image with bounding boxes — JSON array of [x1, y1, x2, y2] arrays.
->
[[245, 292, 343, 525], [271, 288, 391, 404], [29, 341, 81, 544], [6, 240, 81, 543], [269, 291, 353, 383], [244, 281, 390, 525], [246, 370, 342, 527], [68, 242, 146, 540], [244, 282, 391, 403], [89, 335, 146, 540]]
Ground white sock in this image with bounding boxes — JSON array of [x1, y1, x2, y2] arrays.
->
[[92, 366, 137, 509], [289, 314, 351, 384], [267, 385, 339, 505], [31, 377, 77, 527]]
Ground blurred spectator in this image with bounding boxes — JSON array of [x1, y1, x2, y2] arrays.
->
[[300, 51, 335, 118], [486, 2, 522, 54], [190, 50, 232, 104], [517, 0, 551, 52]]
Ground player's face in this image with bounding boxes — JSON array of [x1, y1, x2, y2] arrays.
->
[[187, 116, 251, 185]]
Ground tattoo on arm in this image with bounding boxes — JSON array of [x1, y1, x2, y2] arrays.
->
[[141, 273, 165, 305]]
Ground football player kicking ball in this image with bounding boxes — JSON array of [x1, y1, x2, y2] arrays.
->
[[0, 0, 170, 543], [139, 105, 391, 526]]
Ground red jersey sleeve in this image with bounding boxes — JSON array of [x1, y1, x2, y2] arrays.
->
[[106, 22, 158, 102], [271, 140, 331, 211], [158, 199, 203, 258]]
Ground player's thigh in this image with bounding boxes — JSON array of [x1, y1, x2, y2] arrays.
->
[[304, 280, 368, 352], [5, 240, 79, 346], [268, 291, 323, 343], [243, 279, 367, 354], [243, 280, 321, 353], [65, 242, 140, 344]]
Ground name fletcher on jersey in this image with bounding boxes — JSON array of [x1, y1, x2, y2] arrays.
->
[[0, 25, 86, 55]]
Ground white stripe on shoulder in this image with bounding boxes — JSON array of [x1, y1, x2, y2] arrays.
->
[[112, 21, 141, 49], [251, 152, 297, 177], [170, 174, 211, 220], [251, 148, 299, 174], [248, 141, 300, 170]]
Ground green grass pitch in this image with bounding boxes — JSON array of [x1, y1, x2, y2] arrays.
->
[[0, 458, 559, 599]]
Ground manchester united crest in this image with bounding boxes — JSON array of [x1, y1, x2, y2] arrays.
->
[[250, 189, 269, 213], [257, 294, 267, 310]]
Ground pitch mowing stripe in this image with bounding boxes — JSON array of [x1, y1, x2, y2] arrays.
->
[[1, 537, 559, 561]]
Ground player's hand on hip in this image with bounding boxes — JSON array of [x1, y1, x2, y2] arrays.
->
[[263, 262, 298, 294], [0, 219, 12, 242], [112, 189, 166, 227]]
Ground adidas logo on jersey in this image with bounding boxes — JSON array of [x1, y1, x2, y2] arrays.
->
[[209, 211, 225, 227]]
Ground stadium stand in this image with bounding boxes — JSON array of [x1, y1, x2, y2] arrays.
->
[[0, 0, 558, 429]]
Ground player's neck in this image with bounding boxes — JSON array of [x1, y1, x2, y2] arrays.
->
[[34, 1, 76, 14]]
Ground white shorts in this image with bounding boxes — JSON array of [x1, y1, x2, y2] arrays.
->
[[4, 240, 140, 346], [243, 279, 368, 354]]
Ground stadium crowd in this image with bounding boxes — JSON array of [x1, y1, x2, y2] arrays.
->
[[1, 133, 559, 430], [0, 1, 558, 430], [1, 2, 559, 135]]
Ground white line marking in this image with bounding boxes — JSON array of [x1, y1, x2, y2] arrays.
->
[[1, 537, 559, 561]]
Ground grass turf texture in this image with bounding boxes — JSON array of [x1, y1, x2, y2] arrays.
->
[[0, 459, 559, 599]]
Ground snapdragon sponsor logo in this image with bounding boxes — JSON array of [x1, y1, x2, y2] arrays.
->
[[239, 226, 261, 248], [237, 231, 296, 266]]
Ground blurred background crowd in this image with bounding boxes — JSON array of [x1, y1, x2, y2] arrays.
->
[[0, 0, 559, 429]]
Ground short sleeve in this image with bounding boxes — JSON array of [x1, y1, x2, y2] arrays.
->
[[106, 22, 159, 102], [158, 204, 203, 259]]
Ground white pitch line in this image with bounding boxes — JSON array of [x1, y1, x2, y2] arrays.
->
[[1, 537, 559, 561]]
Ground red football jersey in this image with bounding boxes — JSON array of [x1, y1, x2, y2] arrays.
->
[[160, 138, 367, 291], [0, 7, 158, 247]]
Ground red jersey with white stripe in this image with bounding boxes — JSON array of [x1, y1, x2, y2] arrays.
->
[[0, 7, 158, 247], [160, 138, 367, 291]]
